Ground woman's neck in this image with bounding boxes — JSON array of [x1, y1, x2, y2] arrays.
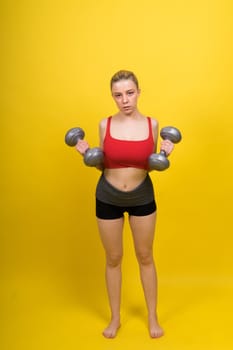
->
[[115, 110, 143, 120]]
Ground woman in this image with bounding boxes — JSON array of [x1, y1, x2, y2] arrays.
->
[[76, 70, 174, 338]]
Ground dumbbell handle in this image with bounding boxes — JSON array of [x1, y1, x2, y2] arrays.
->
[[160, 149, 167, 156]]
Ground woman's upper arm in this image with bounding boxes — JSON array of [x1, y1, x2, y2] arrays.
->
[[151, 118, 159, 153], [99, 118, 107, 149]]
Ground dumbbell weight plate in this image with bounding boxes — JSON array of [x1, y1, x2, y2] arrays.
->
[[160, 127, 182, 144], [83, 147, 104, 167], [148, 153, 170, 171], [65, 127, 85, 146]]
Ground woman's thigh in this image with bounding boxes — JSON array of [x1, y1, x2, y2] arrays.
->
[[97, 217, 124, 257], [129, 212, 157, 255]]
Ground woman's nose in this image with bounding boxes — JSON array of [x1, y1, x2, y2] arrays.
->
[[122, 94, 128, 103]]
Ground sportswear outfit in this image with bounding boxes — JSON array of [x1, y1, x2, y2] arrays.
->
[[96, 116, 157, 219]]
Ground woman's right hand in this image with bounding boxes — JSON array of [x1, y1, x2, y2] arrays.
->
[[75, 139, 90, 155]]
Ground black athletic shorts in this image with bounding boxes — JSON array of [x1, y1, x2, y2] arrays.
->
[[96, 198, 157, 220]]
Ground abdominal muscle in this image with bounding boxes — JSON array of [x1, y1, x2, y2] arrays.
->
[[103, 167, 148, 192]]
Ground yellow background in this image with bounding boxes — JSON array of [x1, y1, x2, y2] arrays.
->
[[1, 0, 233, 349]]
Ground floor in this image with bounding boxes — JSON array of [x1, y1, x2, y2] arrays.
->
[[2, 273, 233, 350]]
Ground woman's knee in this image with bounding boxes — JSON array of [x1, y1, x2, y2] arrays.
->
[[136, 250, 154, 266], [106, 252, 123, 267]]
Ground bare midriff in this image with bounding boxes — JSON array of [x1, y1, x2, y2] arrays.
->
[[103, 168, 148, 192]]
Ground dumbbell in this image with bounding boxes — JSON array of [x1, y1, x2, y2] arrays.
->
[[148, 126, 182, 171], [65, 127, 104, 167]]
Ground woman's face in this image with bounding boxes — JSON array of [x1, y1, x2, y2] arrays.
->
[[111, 79, 140, 115]]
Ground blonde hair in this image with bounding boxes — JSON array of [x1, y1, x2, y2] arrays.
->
[[110, 70, 139, 90]]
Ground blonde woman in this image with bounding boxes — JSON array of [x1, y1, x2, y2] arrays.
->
[[76, 70, 174, 338]]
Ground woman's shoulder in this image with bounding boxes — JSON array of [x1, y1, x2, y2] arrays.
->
[[99, 117, 110, 130], [147, 117, 159, 143], [147, 116, 159, 129], [99, 117, 112, 141]]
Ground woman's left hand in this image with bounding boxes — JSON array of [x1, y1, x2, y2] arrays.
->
[[160, 139, 174, 156]]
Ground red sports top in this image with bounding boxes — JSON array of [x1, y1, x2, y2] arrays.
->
[[103, 117, 155, 170]]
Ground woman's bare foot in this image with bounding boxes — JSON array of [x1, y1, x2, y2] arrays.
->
[[102, 318, 121, 338], [148, 315, 164, 338]]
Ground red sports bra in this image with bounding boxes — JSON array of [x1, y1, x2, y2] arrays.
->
[[103, 117, 155, 170]]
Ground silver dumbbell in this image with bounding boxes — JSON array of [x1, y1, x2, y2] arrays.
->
[[148, 126, 182, 171], [65, 127, 104, 167]]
